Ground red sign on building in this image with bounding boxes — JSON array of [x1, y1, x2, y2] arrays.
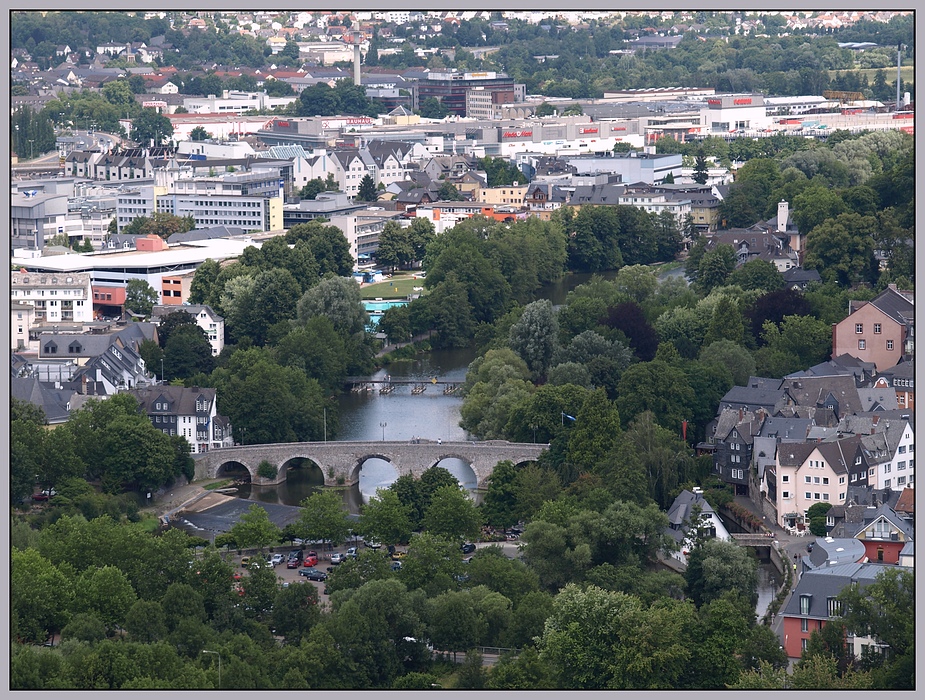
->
[[502, 130, 532, 138], [579, 127, 599, 134], [734, 98, 753, 105]]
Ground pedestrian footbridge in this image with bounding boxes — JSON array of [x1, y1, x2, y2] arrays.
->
[[193, 440, 548, 490]]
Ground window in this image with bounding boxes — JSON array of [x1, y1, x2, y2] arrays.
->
[[858, 339, 866, 350], [814, 477, 820, 484], [805, 476, 812, 483], [814, 493, 821, 500], [839, 492, 845, 500], [827, 597, 842, 617], [898, 461, 906, 470], [884, 464, 891, 473], [873, 323, 882, 334], [823, 493, 830, 501], [800, 595, 812, 615], [884, 479, 891, 488], [897, 476, 906, 485], [855, 323, 863, 334], [822, 477, 829, 485], [801, 618, 809, 632], [887, 340, 894, 351], [782, 491, 790, 499], [898, 445, 906, 454], [782, 475, 789, 483], [839, 476, 845, 484], [805, 492, 812, 500]]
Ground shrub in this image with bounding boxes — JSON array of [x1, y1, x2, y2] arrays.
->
[[257, 461, 278, 480]]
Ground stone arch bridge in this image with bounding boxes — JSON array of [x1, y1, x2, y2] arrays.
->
[[193, 440, 548, 490]]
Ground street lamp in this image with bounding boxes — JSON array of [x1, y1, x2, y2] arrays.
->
[[28, 140, 34, 160], [380, 421, 387, 442], [202, 650, 221, 689]]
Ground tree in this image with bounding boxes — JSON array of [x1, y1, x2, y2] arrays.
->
[[11, 548, 73, 644], [374, 221, 414, 271], [228, 503, 281, 553], [124, 278, 159, 317], [426, 591, 481, 659], [270, 583, 322, 645], [296, 490, 352, 547], [189, 125, 210, 141], [536, 583, 696, 688], [73, 565, 138, 632], [296, 276, 369, 339], [696, 244, 736, 294], [130, 107, 173, 146], [358, 488, 415, 546], [699, 340, 756, 387], [728, 259, 784, 293], [804, 213, 880, 287], [356, 174, 378, 202], [287, 221, 353, 277], [188, 258, 220, 305], [163, 324, 214, 380], [425, 273, 476, 349], [508, 299, 559, 379], [418, 97, 447, 119], [479, 460, 519, 530], [685, 538, 758, 610], [693, 149, 709, 185], [422, 484, 482, 542], [299, 174, 339, 200], [437, 180, 464, 201], [755, 314, 833, 378], [807, 502, 832, 537]]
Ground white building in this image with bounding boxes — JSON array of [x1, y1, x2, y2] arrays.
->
[[329, 209, 408, 266], [700, 93, 773, 134], [10, 271, 94, 325], [181, 90, 298, 115], [11, 301, 37, 351], [871, 417, 915, 491], [665, 488, 732, 566]]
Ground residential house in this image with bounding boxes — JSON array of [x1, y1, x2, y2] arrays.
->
[[127, 384, 233, 453], [10, 271, 94, 325], [711, 407, 765, 496], [782, 267, 822, 291], [844, 503, 914, 564], [780, 562, 895, 658], [151, 304, 225, 356], [11, 301, 37, 352], [753, 416, 814, 513], [873, 360, 914, 411], [831, 284, 914, 372], [10, 375, 75, 425], [523, 182, 568, 220], [664, 487, 732, 565]]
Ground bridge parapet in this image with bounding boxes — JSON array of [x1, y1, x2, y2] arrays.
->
[[194, 440, 548, 489]]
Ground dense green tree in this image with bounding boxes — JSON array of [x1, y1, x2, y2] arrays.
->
[[273, 317, 349, 394], [228, 503, 281, 553], [727, 259, 784, 293], [754, 314, 833, 377], [358, 488, 415, 546], [130, 107, 173, 146], [422, 484, 482, 543], [72, 565, 137, 632], [479, 460, 519, 529], [685, 538, 758, 610], [507, 299, 559, 379], [696, 244, 737, 294], [399, 532, 463, 597], [374, 221, 415, 271], [187, 258, 220, 306], [286, 221, 353, 277], [11, 548, 73, 644], [296, 490, 352, 547], [418, 97, 448, 119], [124, 278, 159, 317], [804, 213, 879, 287], [163, 324, 214, 380], [699, 340, 756, 387], [356, 174, 378, 202], [270, 583, 322, 645], [425, 272, 477, 349]]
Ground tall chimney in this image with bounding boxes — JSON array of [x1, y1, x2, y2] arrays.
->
[[353, 40, 361, 86], [777, 200, 789, 233]]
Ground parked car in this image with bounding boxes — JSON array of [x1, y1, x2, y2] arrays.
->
[[366, 540, 382, 549], [391, 550, 406, 560], [302, 554, 319, 567], [240, 556, 251, 568], [287, 557, 302, 569], [270, 554, 284, 566], [289, 549, 304, 560], [31, 493, 49, 502], [299, 568, 328, 582], [330, 552, 345, 565], [461, 543, 476, 554], [346, 547, 358, 558], [391, 560, 402, 571]]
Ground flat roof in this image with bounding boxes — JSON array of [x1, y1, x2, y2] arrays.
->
[[11, 237, 258, 272]]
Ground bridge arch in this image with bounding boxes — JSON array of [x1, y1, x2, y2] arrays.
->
[[215, 459, 253, 482], [279, 455, 325, 482], [426, 456, 478, 491]]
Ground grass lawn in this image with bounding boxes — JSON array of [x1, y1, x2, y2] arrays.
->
[[360, 272, 427, 300], [829, 66, 914, 85]]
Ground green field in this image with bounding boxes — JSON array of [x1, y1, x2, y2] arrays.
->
[[360, 272, 427, 300], [830, 65, 914, 84]]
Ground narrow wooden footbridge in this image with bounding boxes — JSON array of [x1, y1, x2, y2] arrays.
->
[[730, 532, 778, 547], [193, 439, 548, 489], [344, 376, 462, 394]]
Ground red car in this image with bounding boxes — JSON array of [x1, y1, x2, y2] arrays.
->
[[287, 557, 301, 568], [303, 554, 318, 567]]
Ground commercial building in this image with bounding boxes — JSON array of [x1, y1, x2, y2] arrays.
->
[[411, 70, 523, 116], [329, 209, 407, 265]]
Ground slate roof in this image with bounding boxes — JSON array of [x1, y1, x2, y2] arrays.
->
[[666, 489, 716, 530], [781, 562, 890, 620], [776, 442, 818, 468], [856, 387, 899, 412], [719, 385, 788, 413], [814, 433, 861, 475], [757, 417, 813, 442], [129, 384, 217, 416], [848, 503, 915, 541], [167, 225, 245, 243], [780, 375, 865, 418], [10, 376, 74, 423], [847, 285, 914, 325]]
